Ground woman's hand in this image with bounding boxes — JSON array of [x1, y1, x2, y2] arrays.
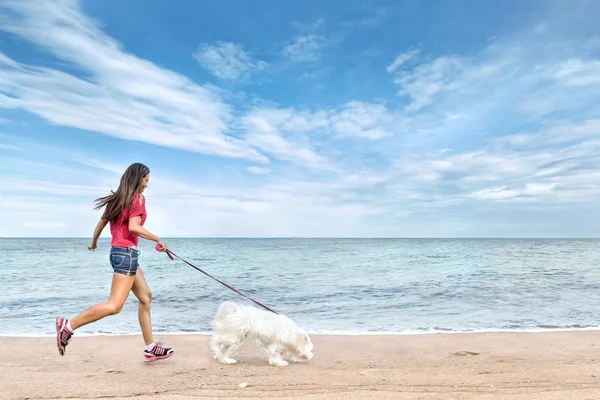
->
[[157, 240, 168, 252], [89, 218, 107, 252]]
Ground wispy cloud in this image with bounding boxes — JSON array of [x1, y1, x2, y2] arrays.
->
[[0, 1, 342, 171], [0, 143, 22, 151], [246, 166, 271, 175], [242, 108, 331, 170], [2, 0, 600, 237], [342, 7, 389, 28], [389, 54, 470, 112], [387, 33, 600, 119], [283, 20, 326, 62], [0, 176, 108, 198], [193, 41, 268, 81], [467, 183, 557, 201], [388, 116, 600, 211], [329, 102, 396, 140], [0, 160, 392, 237], [0, 0, 266, 162], [242, 101, 401, 144], [283, 35, 324, 62], [367, 24, 600, 220], [386, 49, 419, 73]]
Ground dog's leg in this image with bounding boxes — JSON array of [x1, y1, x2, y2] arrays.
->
[[220, 344, 238, 364], [286, 351, 300, 362], [264, 343, 289, 367], [212, 335, 239, 364], [222, 339, 243, 364], [211, 335, 227, 362], [210, 335, 222, 359]]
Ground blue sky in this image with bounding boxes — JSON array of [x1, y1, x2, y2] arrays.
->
[[1, 0, 599, 238]]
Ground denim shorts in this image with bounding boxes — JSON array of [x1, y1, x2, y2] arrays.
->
[[110, 246, 140, 276]]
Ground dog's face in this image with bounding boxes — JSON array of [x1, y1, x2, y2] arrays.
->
[[294, 331, 314, 361]]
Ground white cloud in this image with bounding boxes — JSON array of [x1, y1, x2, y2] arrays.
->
[[0, 2, 344, 171], [283, 20, 326, 62], [386, 49, 419, 73], [3, 108, 600, 237], [0, 162, 392, 237], [390, 115, 600, 211], [193, 41, 268, 81], [390, 55, 469, 112], [342, 7, 389, 28], [2, 1, 600, 237], [242, 101, 401, 148], [246, 166, 271, 175], [70, 158, 128, 176], [467, 183, 557, 201], [329, 101, 396, 139], [0, 1, 266, 162], [0, 143, 22, 151], [386, 33, 600, 119], [243, 110, 331, 170], [283, 34, 324, 62], [0, 177, 108, 198], [492, 119, 600, 149], [554, 58, 600, 86], [239, 101, 407, 170]]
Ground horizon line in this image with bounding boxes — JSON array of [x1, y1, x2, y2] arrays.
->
[[1, 236, 599, 240]]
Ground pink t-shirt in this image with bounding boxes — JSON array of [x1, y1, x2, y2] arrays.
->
[[110, 192, 147, 248]]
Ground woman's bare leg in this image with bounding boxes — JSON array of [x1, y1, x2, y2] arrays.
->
[[69, 273, 136, 330], [130, 267, 174, 362], [131, 267, 154, 346]]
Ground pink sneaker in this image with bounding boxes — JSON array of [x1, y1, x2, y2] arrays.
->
[[55, 317, 73, 356], [144, 341, 174, 363]]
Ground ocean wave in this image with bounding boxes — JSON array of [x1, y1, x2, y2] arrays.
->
[[4, 325, 600, 338]]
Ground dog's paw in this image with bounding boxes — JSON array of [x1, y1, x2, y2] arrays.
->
[[223, 358, 238, 364], [269, 359, 289, 367]]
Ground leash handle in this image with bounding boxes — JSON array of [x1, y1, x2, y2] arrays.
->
[[156, 244, 174, 260], [155, 244, 278, 314]]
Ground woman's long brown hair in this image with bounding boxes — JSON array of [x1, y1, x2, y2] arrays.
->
[[94, 162, 150, 222]]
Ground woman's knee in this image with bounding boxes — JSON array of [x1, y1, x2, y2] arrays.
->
[[139, 290, 152, 306], [106, 302, 124, 316]]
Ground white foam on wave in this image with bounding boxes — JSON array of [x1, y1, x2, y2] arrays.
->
[[3, 326, 600, 338], [307, 326, 600, 335], [0, 331, 214, 338]]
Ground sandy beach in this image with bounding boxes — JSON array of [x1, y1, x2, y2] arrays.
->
[[2, 331, 600, 399]]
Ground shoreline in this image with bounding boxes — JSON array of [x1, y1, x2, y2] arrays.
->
[[4, 330, 600, 399], [3, 325, 600, 338]]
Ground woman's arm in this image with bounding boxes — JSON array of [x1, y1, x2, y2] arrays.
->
[[129, 215, 168, 251], [88, 218, 108, 251]]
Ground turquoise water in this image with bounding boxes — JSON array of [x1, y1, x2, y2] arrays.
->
[[1, 238, 599, 336]]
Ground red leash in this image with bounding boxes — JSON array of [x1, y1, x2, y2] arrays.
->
[[156, 245, 279, 314]]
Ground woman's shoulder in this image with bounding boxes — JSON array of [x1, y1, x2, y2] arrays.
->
[[132, 192, 145, 206]]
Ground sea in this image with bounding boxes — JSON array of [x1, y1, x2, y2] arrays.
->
[[1, 238, 599, 337]]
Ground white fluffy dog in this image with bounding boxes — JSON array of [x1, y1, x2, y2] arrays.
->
[[210, 301, 314, 367]]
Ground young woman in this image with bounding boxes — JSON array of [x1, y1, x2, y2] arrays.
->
[[55, 162, 174, 363]]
